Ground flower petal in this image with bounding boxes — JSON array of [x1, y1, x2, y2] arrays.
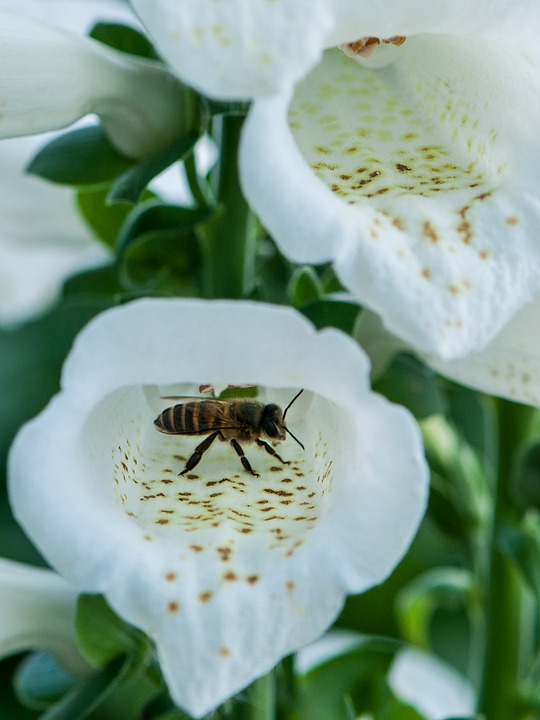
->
[[241, 37, 540, 359], [429, 294, 540, 406], [128, 1, 540, 99], [129, 0, 334, 99], [0, 558, 87, 674], [0, 135, 108, 326], [9, 299, 428, 717], [0, 9, 190, 158]]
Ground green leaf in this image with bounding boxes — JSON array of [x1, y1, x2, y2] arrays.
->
[[61, 265, 122, 299], [108, 132, 199, 204], [14, 653, 76, 711], [511, 442, 540, 512], [422, 415, 491, 537], [500, 513, 540, 605], [374, 352, 447, 420], [297, 638, 400, 720], [444, 383, 497, 460], [75, 595, 148, 668], [76, 188, 139, 249], [395, 567, 476, 649], [116, 201, 206, 293], [0, 296, 112, 471], [287, 266, 323, 307], [38, 658, 127, 720], [300, 299, 361, 335], [89, 22, 159, 60], [27, 126, 133, 186]]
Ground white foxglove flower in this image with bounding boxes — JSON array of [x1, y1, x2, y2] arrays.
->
[[237, 8, 540, 362], [0, 7, 190, 158], [0, 558, 87, 674], [0, 135, 108, 326], [127, 1, 539, 100], [9, 298, 428, 717], [357, 302, 540, 407]]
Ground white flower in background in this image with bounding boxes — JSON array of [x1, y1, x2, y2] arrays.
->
[[0, 135, 108, 326], [240, 12, 540, 362], [9, 298, 428, 717], [0, 5, 190, 158], [356, 303, 540, 407], [296, 630, 475, 720], [0, 558, 87, 675]]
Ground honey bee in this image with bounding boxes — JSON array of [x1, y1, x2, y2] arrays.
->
[[154, 389, 304, 477]]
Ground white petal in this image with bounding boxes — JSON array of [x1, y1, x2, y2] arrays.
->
[[0, 0, 136, 32], [0, 9, 190, 158], [9, 299, 428, 717], [129, 0, 335, 99], [0, 558, 87, 674], [429, 294, 540, 406], [241, 37, 540, 360], [0, 135, 108, 326], [128, 1, 540, 99], [389, 647, 475, 720]]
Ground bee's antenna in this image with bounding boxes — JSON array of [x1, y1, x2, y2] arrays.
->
[[283, 389, 304, 421], [285, 426, 305, 451]]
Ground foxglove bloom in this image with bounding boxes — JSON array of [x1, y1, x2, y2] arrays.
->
[[0, 135, 108, 325], [357, 302, 540, 407], [240, 21, 540, 361], [0, 558, 86, 674], [0, 6, 190, 158], [9, 299, 428, 717]]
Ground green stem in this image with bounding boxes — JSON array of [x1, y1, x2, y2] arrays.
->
[[477, 400, 534, 719], [198, 114, 256, 298], [236, 672, 276, 720]]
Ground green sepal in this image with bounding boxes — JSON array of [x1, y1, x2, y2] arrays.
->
[[89, 22, 159, 60], [77, 186, 155, 249], [108, 132, 199, 204], [116, 201, 208, 292], [27, 126, 133, 186], [373, 352, 447, 420], [300, 299, 361, 335], [287, 266, 323, 307], [13, 653, 77, 711], [74, 595, 149, 669]]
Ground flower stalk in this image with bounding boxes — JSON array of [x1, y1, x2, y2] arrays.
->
[[199, 114, 257, 299], [477, 400, 535, 719]]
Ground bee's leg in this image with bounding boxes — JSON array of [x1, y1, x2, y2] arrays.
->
[[256, 438, 291, 466], [230, 439, 260, 477], [180, 431, 223, 475]]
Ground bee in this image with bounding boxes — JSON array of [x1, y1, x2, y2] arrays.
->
[[154, 389, 304, 477]]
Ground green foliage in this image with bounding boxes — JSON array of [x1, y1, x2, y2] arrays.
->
[[75, 595, 149, 668], [27, 126, 133, 186], [89, 22, 160, 60], [108, 132, 199, 204], [373, 352, 447, 420]]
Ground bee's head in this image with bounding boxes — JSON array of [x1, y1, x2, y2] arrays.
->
[[262, 404, 286, 440]]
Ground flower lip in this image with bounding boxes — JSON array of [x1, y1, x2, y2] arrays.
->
[[9, 298, 428, 717], [241, 34, 540, 360]]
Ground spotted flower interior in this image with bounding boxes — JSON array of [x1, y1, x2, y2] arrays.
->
[[85, 386, 346, 572]]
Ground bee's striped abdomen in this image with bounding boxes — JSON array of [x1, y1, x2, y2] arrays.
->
[[154, 401, 224, 435]]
